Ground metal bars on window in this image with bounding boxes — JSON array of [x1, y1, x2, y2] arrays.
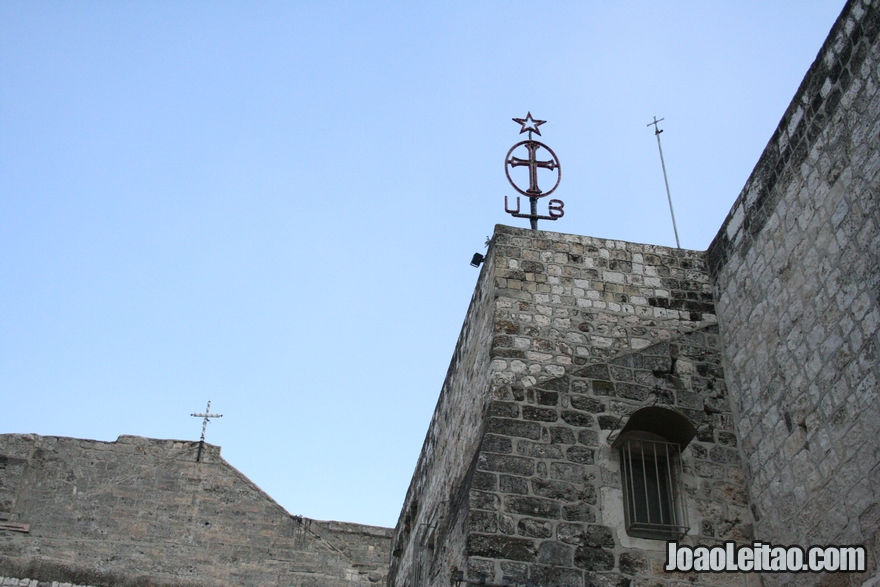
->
[[619, 438, 688, 540]]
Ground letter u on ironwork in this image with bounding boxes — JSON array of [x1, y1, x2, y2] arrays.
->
[[504, 196, 521, 214]]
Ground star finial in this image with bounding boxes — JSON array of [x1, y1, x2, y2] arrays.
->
[[512, 112, 546, 136]]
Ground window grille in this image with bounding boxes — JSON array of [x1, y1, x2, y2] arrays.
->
[[619, 437, 688, 540]]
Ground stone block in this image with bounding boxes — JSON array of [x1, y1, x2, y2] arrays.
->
[[561, 410, 594, 427], [500, 561, 529, 584], [466, 533, 536, 562], [503, 496, 561, 519], [488, 401, 520, 418], [537, 541, 574, 567], [566, 446, 595, 464], [482, 434, 513, 454], [618, 552, 649, 575], [517, 517, 553, 538], [470, 490, 501, 511], [577, 429, 600, 446], [522, 406, 559, 422], [550, 462, 591, 484], [570, 395, 606, 413], [536, 390, 559, 406], [530, 564, 584, 587], [516, 440, 563, 459], [549, 427, 576, 445], [563, 500, 597, 523], [499, 475, 529, 495], [532, 478, 578, 501], [487, 418, 543, 440], [573, 546, 615, 571], [478, 454, 534, 476], [557, 523, 615, 548], [470, 511, 498, 534]]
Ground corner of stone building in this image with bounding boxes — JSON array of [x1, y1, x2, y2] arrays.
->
[[392, 224, 755, 587]]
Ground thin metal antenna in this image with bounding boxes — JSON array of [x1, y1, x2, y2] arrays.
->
[[191, 400, 223, 462], [647, 116, 681, 249]]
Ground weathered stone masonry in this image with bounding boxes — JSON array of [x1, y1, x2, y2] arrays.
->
[[708, 0, 880, 585], [0, 434, 391, 587], [390, 225, 755, 587]]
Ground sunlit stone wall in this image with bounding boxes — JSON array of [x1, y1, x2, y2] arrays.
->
[[708, 1, 880, 585]]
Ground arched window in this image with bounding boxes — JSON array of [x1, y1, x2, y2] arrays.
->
[[611, 406, 696, 540]]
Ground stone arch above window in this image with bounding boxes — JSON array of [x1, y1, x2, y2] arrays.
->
[[610, 405, 697, 450]]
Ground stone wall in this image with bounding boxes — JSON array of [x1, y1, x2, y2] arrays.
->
[[0, 434, 391, 587], [391, 224, 755, 587], [707, 0, 880, 585]]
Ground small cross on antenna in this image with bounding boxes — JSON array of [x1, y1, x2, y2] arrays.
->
[[191, 400, 223, 462], [647, 116, 681, 248], [647, 116, 664, 135]]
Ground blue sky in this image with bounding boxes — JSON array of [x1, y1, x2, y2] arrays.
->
[[1, 2, 844, 528]]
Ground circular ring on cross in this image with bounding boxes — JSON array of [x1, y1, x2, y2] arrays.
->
[[505, 139, 562, 198]]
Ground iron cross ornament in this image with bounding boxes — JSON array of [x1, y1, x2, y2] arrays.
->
[[191, 400, 223, 462], [504, 113, 564, 230]]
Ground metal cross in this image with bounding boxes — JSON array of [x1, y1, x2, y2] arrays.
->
[[191, 400, 222, 462], [504, 114, 563, 231], [507, 141, 558, 196], [647, 116, 665, 135]]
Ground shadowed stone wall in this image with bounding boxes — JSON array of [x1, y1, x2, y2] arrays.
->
[[0, 434, 391, 587], [390, 225, 755, 587], [707, 1, 880, 586]]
